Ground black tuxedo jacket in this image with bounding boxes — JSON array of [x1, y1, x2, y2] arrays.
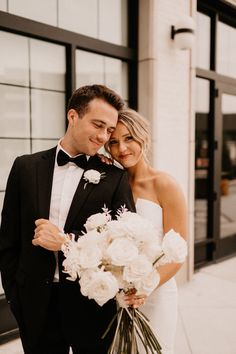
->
[[0, 146, 135, 347]]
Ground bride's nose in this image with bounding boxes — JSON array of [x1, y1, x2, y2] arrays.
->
[[118, 141, 127, 153]]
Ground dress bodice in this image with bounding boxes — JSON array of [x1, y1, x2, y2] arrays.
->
[[135, 198, 163, 237]]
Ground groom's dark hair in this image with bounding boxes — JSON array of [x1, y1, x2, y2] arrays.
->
[[67, 84, 124, 118]]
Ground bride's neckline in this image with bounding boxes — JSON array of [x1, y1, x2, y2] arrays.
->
[[135, 198, 162, 211]]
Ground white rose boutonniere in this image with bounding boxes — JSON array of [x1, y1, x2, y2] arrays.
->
[[83, 169, 105, 189]]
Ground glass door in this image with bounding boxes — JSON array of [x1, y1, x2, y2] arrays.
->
[[194, 77, 215, 266], [215, 87, 236, 258]]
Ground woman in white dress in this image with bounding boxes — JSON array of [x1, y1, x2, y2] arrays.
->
[[105, 108, 187, 354]]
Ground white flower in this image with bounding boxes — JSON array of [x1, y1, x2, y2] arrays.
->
[[77, 230, 103, 268], [79, 269, 98, 296], [84, 212, 111, 232], [106, 238, 139, 266], [140, 240, 163, 263], [159, 229, 187, 264], [116, 211, 158, 244], [134, 270, 160, 295], [123, 255, 153, 283], [106, 220, 130, 240], [116, 291, 128, 308], [83, 169, 105, 188], [80, 270, 119, 306], [62, 240, 81, 280]]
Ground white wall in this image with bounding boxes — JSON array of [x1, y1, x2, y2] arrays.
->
[[138, 0, 196, 283]]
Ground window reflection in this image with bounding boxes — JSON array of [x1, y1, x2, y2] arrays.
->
[[104, 57, 128, 100], [0, 31, 29, 86], [0, 85, 30, 138], [9, 0, 57, 26], [195, 78, 210, 242], [99, 0, 128, 46], [76, 50, 104, 88], [58, 0, 98, 39], [76, 50, 129, 102], [0, 139, 31, 191], [31, 89, 65, 139], [30, 39, 66, 91], [217, 21, 236, 79], [196, 12, 211, 70], [220, 94, 236, 238]]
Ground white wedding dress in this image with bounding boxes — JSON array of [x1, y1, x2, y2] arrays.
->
[[136, 198, 178, 354]]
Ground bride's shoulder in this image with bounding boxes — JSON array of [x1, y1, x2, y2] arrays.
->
[[152, 169, 180, 193]]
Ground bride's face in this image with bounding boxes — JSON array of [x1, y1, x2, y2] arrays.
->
[[108, 122, 142, 168]]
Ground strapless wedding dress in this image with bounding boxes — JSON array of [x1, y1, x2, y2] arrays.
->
[[136, 198, 178, 354]]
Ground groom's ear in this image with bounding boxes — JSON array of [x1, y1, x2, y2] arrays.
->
[[67, 109, 78, 125]]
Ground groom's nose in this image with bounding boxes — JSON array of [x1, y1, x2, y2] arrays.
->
[[96, 130, 110, 144]]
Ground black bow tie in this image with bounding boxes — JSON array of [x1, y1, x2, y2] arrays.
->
[[57, 150, 88, 169]]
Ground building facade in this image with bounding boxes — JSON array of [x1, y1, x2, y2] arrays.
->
[[0, 0, 236, 341]]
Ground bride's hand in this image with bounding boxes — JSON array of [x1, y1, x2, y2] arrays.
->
[[97, 153, 113, 165], [123, 289, 147, 308]]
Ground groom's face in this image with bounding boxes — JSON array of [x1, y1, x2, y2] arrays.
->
[[68, 98, 118, 156]]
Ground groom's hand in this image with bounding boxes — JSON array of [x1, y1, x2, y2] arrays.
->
[[32, 219, 65, 251]]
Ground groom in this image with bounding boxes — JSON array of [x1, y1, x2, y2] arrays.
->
[[0, 85, 135, 354]]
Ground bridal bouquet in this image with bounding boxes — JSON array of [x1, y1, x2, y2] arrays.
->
[[61, 206, 187, 354]]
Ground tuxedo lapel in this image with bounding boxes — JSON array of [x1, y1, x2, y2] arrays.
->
[[37, 147, 57, 219], [64, 155, 105, 232]]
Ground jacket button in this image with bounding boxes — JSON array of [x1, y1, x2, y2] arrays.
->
[[45, 279, 50, 284]]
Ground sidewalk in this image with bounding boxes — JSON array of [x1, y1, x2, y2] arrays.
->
[[175, 256, 236, 354], [1, 256, 236, 354]]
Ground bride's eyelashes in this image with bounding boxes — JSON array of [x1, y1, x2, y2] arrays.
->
[[109, 139, 118, 146], [109, 136, 134, 146]]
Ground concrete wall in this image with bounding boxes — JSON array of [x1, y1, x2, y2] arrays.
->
[[138, 0, 196, 283]]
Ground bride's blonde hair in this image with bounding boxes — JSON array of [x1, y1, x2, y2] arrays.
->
[[106, 108, 151, 162]]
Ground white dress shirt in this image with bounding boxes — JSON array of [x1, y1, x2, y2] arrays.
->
[[49, 141, 86, 281]]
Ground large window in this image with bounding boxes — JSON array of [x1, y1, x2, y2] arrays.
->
[[0, 31, 66, 225], [195, 0, 236, 267], [0, 31, 66, 298], [4, 0, 128, 46]]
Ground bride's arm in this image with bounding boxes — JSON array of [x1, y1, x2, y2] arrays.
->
[[155, 173, 188, 287]]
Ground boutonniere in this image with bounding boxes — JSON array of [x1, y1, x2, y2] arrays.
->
[[83, 169, 106, 189]]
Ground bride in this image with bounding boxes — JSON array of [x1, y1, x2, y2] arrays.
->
[[104, 108, 188, 354]]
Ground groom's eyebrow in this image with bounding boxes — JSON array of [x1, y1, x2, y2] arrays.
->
[[93, 119, 116, 130]]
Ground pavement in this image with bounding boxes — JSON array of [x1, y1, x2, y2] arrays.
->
[[1, 255, 236, 354]]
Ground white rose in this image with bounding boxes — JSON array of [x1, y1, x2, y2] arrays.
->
[[106, 220, 129, 240], [134, 270, 160, 295], [117, 211, 158, 244], [160, 229, 187, 264], [140, 241, 163, 263], [123, 255, 153, 283], [79, 269, 98, 296], [78, 244, 102, 269], [84, 212, 111, 232], [86, 270, 119, 306], [106, 238, 139, 266], [84, 169, 104, 184]]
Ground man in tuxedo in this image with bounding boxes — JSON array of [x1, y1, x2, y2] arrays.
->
[[0, 84, 135, 354]]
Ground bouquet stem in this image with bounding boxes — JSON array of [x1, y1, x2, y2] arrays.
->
[[103, 307, 162, 354]]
